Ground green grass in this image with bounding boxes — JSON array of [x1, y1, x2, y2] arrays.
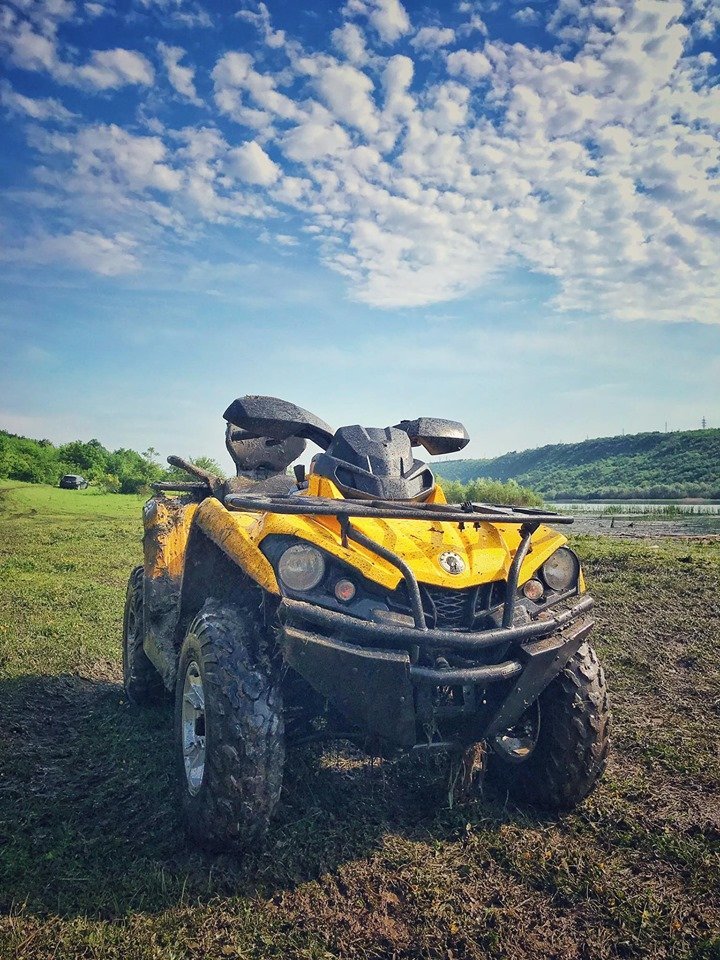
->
[[0, 478, 146, 518], [0, 484, 718, 959]]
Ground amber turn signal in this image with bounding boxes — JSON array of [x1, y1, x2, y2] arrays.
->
[[522, 578, 544, 601], [334, 579, 356, 602]]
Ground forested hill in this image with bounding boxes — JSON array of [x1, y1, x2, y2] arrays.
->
[[434, 429, 720, 500]]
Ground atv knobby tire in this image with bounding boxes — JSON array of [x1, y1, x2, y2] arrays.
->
[[123, 565, 164, 706], [490, 640, 611, 811], [174, 598, 284, 852]]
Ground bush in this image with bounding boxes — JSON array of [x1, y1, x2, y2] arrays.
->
[[439, 476, 543, 508]]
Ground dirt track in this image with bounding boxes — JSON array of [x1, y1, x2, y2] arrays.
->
[[569, 515, 720, 539]]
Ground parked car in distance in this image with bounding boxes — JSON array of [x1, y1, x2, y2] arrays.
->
[[58, 474, 88, 489]]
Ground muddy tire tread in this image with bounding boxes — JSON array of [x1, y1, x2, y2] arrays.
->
[[492, 641, 611, 811], [176, 598, 284, 851]]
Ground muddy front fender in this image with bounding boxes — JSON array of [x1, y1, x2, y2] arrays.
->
[[191, 497, 279, 593]]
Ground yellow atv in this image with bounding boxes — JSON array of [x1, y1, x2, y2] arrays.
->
[[123, 396, 610, 850]]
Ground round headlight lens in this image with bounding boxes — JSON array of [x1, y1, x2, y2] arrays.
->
[[278, 543, 326, 592], [541, 547, 580, 591]]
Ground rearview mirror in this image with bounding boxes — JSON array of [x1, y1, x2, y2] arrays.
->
[[394, 418, 470, 456]]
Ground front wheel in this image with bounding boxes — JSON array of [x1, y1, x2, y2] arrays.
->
[[174, 599, 285, 851], [489, 641, 611, 811]]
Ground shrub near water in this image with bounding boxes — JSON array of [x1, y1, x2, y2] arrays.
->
[[440, 476, 543, 507]]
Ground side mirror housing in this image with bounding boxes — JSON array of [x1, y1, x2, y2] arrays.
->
[[394, 418, 470, 456]]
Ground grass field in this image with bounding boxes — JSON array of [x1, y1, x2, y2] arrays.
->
[[0, 483, 718, 960]]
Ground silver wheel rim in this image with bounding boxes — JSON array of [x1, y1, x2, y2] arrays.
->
[[181, 661, 206, 795], [493, 702, 540, 764]]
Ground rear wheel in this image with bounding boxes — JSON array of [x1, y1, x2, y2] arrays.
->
[[174, 598, 285, 851], [489, 641, 611, 811], [122, 566, 164, 705]]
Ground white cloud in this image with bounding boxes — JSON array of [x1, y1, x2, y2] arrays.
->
[[136, 0, 212, 28], [42, 123, 183, 193], [4, 0, 720, 325], [2, 229, 140, 275], [331, 23, 369, 65], [446, 49, 492, 81], [342, 0, 411, 43], [158, 42, 202, 105], [314, 63, 380, 136], [0, 80, 75, 122], [280, 120, 351, 162], [72, 48, 154, 89], [227, 141, 280, 185], [2, 15, 154, 91], [212, 51, 299, 124], [5, 22, 58, 72], [410, 26, 455, 50], [513, 7, 540, 25], [235, 2, 286, 48], [84, 3, 108, 19]]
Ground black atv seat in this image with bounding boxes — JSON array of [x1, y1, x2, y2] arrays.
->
[[225, 473, 297, 497], [246, 474, 297, 496]]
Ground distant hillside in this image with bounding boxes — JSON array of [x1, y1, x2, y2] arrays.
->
[[434, 429, 720, 500]]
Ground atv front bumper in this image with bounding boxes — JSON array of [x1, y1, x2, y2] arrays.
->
[[278, 595, 594, 749]]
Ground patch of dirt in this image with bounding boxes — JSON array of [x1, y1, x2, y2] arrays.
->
[[570, 516, 720, 538]]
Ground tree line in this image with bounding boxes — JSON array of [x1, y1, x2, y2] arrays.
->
[[0, 429, 545, 506], [435, 428, 720, 500], [0, 431, 221, 494]]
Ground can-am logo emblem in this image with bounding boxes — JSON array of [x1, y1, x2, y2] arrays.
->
[[439, 551, 466, 575]]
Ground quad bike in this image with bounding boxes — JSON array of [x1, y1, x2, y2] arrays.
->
[[123, 396, 610, 850]]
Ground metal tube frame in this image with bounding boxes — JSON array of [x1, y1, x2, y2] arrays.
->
[[280, 595, 594, 655], [225, 493, 573, 527]]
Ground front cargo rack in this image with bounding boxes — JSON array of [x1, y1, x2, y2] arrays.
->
[[224, 493, 573, 527]]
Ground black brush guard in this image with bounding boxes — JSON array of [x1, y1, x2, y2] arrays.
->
[[225, 493, 594, 749]]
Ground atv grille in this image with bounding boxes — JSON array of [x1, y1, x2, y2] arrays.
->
[[422, 585, 473, 629], [388, 581, 505, 630]]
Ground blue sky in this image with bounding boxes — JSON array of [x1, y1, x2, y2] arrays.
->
[[1, 0, 719, 469]]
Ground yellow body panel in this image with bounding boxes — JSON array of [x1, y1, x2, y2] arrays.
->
[[143, 498, 198, 581], [185, 474, 571, 597]]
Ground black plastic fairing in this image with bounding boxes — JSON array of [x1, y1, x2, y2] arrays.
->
[[312, 425, 435, 501]]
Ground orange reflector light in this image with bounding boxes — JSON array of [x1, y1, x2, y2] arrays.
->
[[522, 578, 544, 601], [334, 579, 356, 602]]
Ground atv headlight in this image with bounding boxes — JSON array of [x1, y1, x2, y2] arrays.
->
[[541, 547, 580, 591], [278, 543, 326, 592]]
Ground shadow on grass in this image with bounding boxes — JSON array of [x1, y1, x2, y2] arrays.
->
[[0, 673, 540, 920]]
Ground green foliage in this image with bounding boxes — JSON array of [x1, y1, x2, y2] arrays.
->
[[440, 476, 543, 507], [435, 429, 720, 499], [0, 431, 222, 494]]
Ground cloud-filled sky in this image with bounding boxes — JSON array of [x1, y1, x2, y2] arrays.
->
[[1, 0, 719, 468]]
